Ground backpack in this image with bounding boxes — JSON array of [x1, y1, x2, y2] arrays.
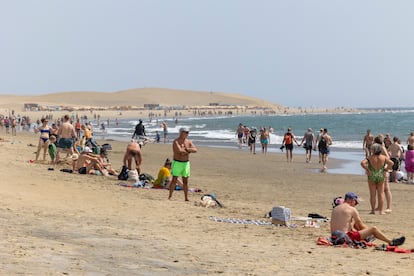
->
[[139, 173, 154, 182], [118, 165, 128, 180], [319, 136, 327, 149], [284, 133, 292, 144]]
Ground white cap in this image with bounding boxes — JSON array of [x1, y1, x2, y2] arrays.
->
[[179, 127, 190, 132], [83, 146, 91, 153]]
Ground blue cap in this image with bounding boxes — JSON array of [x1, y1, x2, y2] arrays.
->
[[345, 192, 359, 203]]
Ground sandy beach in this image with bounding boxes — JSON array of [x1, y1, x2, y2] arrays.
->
[[1, 128, 413, 275], [1, 90, 413, 275]]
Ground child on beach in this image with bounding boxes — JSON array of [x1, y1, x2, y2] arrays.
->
[[48, 135, 57, 165]]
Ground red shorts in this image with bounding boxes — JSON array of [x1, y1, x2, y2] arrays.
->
[[347, 231, 361, 241]]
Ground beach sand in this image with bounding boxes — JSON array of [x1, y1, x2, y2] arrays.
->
[[1, 130, 413, 275]]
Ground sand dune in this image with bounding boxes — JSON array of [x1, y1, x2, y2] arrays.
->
[[0, 87, 283, 111]]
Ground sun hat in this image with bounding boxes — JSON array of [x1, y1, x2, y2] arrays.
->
[[71, 153, 79, 161], [345, 192, 359, 204]]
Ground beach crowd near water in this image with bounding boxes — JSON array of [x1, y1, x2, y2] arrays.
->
[[1, 107, 414, 274]]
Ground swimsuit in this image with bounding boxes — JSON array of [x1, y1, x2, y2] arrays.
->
[[58, 138, 73, 149], [347, 231, 361, 241], [261, 138, 269, 145], [367, 159, 386, 184], [39, 128, 50, 143], [172, 160, 190, 177]]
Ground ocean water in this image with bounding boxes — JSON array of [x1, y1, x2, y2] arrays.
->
[[92, 108, 414, 175]]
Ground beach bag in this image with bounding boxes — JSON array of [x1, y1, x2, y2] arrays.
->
[[118, 165, 128, 180], [139, 173, 155, 182], [128, 169, 139, 182], [271, 206, 291, 225]]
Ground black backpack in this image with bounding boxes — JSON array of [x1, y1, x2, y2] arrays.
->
[[118, 166, 128, 180], [319, 136, 327, 149]]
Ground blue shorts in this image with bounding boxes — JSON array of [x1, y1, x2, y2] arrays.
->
[[172, 160, 190, 178], [320, 148, 330, 155]]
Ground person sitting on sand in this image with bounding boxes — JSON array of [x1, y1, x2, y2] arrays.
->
[[153, 158, 183, 189], [34, 118, 51, 161], [330, 192, 405, 246], [72, 147, 108, 176], [97, 148, 117, 175], [123, 140, 143, 175]]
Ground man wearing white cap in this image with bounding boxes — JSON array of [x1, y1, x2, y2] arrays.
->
[[168, 127, 197, 201]]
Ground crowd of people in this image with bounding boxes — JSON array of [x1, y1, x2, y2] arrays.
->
[[22, 114, 196, 201], [236, 124, 333, 172], [2, 112, 411, 249], [360, 130, 414, 216]]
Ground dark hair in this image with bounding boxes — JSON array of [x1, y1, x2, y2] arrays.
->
[[165, 158, 172, 166]]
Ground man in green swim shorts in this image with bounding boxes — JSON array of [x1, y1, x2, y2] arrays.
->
[[168, 127, 197, 201]]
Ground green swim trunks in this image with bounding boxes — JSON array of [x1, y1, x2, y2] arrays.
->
[[58, 138, 73, 149], [172, 160, 190, 177]]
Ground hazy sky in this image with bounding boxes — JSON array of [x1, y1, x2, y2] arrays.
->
[[1, 1, 413, 108]]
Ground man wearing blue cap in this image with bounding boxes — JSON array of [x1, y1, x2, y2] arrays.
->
[[330, 192, 405, 246]]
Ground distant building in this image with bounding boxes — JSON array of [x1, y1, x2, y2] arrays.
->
[[144, 104, 160, 110], [24, 103, 39, 111]]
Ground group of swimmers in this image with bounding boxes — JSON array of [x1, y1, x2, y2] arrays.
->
[[236, 123, 273, 154]]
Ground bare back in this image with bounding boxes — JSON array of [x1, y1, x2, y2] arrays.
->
[[58, 121, 75, 139], [330, 203, 360, 233]]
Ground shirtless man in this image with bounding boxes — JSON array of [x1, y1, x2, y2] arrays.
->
[[319, 128, 333, 172], [161, 121, 169, 143], [168, 127, 197, 201], [123, 140, 142, 174], [388, 136, 403, 183], [407, 132, 414, 148], [363, 129, 374, 158], [236, 123, 244, 148], [72, 147, 108, 176], [56, 115, 76, 163], [330, 192, 405, 246], [300, 128, 315, 163]]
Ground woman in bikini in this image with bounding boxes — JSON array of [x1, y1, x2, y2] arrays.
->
[[34, 118, 52, 161], [360, 143, 394, 215]]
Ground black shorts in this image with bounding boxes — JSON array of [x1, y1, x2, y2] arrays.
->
[[285, 143, 293, 151]]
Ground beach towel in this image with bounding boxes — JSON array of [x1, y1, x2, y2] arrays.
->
[[374, 244, 414, 253], [317, 236, 375, 249], [209, 216, 298, 227]]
